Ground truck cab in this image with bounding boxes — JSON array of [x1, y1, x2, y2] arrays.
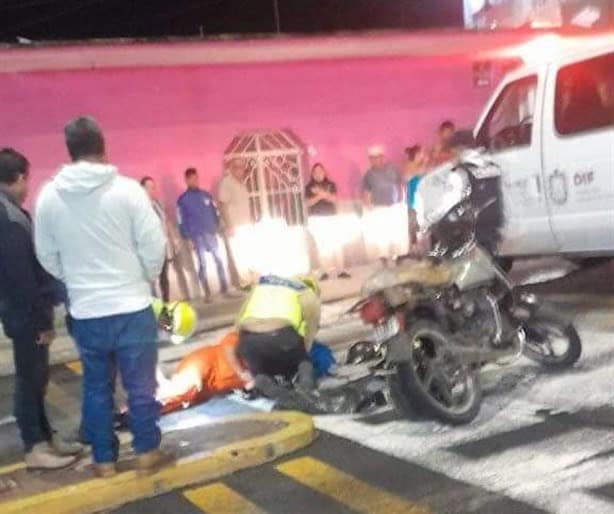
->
[[473, 42, 614, 258]]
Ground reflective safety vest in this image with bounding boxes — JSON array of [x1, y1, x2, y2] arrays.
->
[[239, 276, 306, 337]]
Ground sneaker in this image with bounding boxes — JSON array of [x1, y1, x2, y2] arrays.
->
[[319, 273, 330, 281], [135, 449, 174, 476], [25, 443, 76, 471], [94, 463, 117, 478], [337, 271, 351, 279], [51, 433, 84, 456]]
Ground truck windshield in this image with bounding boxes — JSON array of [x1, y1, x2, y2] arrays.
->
[[476, 75, 538, 152]]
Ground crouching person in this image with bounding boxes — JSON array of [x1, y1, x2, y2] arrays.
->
[[236, 275, 320, 390], [34, 117, 168, 478], [0, 149, 82, 470]]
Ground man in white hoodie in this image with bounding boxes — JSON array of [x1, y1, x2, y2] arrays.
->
[[34, 117, 167, 477]]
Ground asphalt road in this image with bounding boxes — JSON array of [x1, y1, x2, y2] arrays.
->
[[2, 258, 614, 513]]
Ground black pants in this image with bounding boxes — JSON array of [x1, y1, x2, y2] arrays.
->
[[237, 327, 308, 380], [3, 315, 52, 452], [159, 259, 170, 303]]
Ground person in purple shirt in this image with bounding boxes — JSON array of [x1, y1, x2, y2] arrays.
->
[[177, 168, 228, 301]]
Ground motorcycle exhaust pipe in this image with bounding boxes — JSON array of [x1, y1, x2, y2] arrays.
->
[[385, 330, 524, 366], [449, 330, 524, 364]]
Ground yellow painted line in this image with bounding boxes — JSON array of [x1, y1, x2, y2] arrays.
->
[[65, 361, 83, 375], [276, 457, 431, 514], [0, 462, 25, 476], [46, 380, 79, 418], [0, 411, 314, 514], [184, 483, 266, 514]]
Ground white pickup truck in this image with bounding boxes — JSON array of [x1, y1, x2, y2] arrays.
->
[[471, 41, 613, 259]]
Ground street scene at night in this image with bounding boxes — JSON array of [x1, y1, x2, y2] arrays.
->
[[0, 1, 613, 514]]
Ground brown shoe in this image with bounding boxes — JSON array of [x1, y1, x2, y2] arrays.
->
[[94, 463, 117, 478], [135, 450, 174, 476]]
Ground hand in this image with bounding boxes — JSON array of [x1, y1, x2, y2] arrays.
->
[[37, 329, 56, 346], [240, 370, 254, 388]]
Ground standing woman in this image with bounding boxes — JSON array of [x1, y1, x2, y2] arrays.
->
[[404, 145, 429, 254], [141, 177, 175, 302], [305, 163, 350, 280]]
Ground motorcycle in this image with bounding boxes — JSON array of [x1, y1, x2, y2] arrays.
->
[[349, 151, 582, 425]]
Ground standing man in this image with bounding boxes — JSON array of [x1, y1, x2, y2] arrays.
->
[[141, 176, 177, 303], [218, 158, 253, 288], [0, 148, 81, 470], [361, 146, 402, 208], [361, 146, 404, 263], [35, 117, 167, 477], [177, 168, 228, 301]]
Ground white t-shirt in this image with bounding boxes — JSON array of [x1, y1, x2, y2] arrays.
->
[[218, 174, 252, 228]]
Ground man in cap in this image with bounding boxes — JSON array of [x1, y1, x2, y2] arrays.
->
[[361, 145, 402, 208]]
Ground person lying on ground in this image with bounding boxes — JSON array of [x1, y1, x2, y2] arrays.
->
[[155, 334, 334, 415], [156, 331, 382, 417], [156, 331, 252, 414]]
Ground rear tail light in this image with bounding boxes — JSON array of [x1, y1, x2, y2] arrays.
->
[[359, 297, 387, 325]]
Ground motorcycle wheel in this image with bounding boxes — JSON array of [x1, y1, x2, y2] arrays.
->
[[387, 320, 482, 425], [522, 315, 581, 369]]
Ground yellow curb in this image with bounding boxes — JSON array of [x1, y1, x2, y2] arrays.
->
[[0, 411, 315, 514], [0, 462, 24, 475]]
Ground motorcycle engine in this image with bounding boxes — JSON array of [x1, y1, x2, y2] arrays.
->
[[448, 290, 500, 347]]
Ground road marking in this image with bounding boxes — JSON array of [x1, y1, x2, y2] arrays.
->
[[184, 482, 266, 514], [276, 457, 431, 514], [65, 361, 83, 375], [46, 380, 79, 417]]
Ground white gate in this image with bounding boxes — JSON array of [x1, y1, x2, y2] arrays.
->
[[224, 130, 307, 226]]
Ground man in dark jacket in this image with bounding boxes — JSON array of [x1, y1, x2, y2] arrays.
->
[[0, 148, 82, 469], [177, 167, 228, 301]]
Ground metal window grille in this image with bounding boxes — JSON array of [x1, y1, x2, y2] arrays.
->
[[224, 129, 307, 226]]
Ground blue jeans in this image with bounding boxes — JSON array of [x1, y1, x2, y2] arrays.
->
[[72, 308, 160, 464], [193, 233, 228, 295]]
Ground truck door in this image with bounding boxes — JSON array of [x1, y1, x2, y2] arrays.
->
[[475, 71, 558, 256], [542, 51, 614, 254]]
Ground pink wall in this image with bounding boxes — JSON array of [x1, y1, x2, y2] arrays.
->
[[0, 54, 499, 210]]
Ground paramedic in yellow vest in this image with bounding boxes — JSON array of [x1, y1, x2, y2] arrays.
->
[[236, 275, 320, 389]]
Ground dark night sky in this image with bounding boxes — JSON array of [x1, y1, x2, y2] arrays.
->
[[0, 0, 464, 43]]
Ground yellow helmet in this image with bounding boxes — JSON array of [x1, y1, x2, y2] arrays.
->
[[152, 299, 198, 344], [295, 275, 320, 297], [151, 298, 165, 320]]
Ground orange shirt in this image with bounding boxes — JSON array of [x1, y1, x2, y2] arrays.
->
[[176, 331, 244, 396]]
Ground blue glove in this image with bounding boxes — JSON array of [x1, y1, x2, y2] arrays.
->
[[310, 341, 336, 378]]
